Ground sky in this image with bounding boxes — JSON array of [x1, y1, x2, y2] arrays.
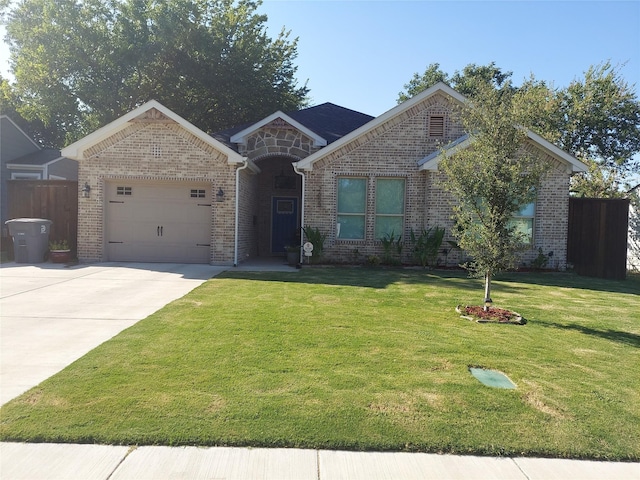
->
[[1, 0, 639, 119], [255, 0, 640, 116]]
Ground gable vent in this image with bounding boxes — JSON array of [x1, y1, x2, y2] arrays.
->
[[429, 115, 445, 138]]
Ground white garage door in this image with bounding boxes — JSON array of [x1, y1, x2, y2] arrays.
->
[[105, 181, 212, 263]]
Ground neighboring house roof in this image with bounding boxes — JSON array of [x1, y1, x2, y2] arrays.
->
[[1, 115, 41, 163], [418, 130, 588, 173], [213, 103, 374, 151], [6, 149, 63, 168], [295, 82, 467, 171], [61, 100, 246, 164]]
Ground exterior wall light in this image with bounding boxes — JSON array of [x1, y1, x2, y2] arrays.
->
[[216, 188, 224, 202], [82, 182, 91, 198]]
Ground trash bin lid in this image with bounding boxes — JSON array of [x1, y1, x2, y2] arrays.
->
[[5, 218, 53, 225]]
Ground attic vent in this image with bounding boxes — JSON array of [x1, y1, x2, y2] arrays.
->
[[429, 115, 445, 138], [152, 145, 162, 157]]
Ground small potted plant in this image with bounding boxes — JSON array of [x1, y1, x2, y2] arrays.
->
[[49, 239, 72, 263], [285, 245, 300, 266]]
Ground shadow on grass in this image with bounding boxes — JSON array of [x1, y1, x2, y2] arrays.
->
[[222, 266, 638, 297], [499, 271, 640, 296], [535, 319, 640, 348], [221, 266, 481, 290]]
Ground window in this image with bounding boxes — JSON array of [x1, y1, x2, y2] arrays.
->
[[429, 115, 445, 137], [277, 199, 294, 214], [190, 189, 206, 198], [116, 186, 132, 196], [337, 177, 366, 239], [375, 178, 405, 239], [509, 202, 535, 244]]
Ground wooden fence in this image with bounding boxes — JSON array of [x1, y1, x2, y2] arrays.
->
[[567, 198, 630, 280], [7, 180, 78, 254]]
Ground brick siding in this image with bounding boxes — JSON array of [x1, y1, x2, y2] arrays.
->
[[78, 111, 237, 264], [302, 93, 574, 269]]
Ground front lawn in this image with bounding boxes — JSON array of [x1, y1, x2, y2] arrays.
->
[[1, 269, 638, 460]]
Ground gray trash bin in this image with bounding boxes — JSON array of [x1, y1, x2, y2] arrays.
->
[[5, 218, 53, 263]]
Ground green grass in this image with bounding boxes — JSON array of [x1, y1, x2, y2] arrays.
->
[[1, 269, 639, 460]]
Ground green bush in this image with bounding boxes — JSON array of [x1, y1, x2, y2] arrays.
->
[[410, 226, 445, 267]]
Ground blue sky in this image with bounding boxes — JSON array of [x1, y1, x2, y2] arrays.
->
[[1, 0, 639, 118], [258, 0, 640, 116]]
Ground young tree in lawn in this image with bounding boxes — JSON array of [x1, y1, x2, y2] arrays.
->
[[439, 82, 550, 311]]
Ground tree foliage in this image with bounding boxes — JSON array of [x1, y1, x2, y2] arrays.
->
[[399, 61, 640, 197], [2, 0, 309, 147], [439, 81, 551, 308]]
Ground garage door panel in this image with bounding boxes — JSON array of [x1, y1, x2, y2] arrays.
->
[[105, 182, 212, 263]]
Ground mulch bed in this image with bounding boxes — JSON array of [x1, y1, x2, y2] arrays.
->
[[456, 305, 526, 324]]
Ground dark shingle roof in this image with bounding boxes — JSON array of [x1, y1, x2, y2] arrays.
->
[[211, 103, 374, 151]]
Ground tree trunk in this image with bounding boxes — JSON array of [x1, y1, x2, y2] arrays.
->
[[483, 271, 493, 312]]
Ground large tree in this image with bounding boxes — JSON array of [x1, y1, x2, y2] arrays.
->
[[2, 0, 309, 147], [439, 81, 550, 310], [399, 62, 640, 196]]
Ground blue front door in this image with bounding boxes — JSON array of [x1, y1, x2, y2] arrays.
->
[[271, 197, 298, 254]]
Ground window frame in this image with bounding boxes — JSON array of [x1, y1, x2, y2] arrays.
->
[[336, 176, 367, 241], [374, 177, 406, 240]]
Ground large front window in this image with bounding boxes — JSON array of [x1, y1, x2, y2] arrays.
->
[[375, 178, 405, 239], [337, 177, 366, 239]]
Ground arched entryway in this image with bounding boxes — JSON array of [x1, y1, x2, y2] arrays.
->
[[254, 154, 302, 256]]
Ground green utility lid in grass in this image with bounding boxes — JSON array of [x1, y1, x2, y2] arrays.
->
[[469, 367, 516, 389]]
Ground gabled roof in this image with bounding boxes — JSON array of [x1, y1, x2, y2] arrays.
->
[[287, 103, 374, 145], [295, 82, 466, 171], [62, 100, 245, 163], [230, 110, 328, 147], [1, 115, 41, 163], [418, 130, 588, 173], [212, 103, 374, 151]]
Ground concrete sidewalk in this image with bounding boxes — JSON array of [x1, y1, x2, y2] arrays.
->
[[1, 442, 638, 480], [1, 262, 638, 480]]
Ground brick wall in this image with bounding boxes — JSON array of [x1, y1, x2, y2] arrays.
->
[[303, 93, 574, 269], [78, 113, 237, 264]]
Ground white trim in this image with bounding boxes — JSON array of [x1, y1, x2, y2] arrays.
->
[[61, 100, 245, 163], [230, 111, 327, 147], [10, 172, 42, 180], [418, 131, 588, 173], [48, 175, 67, 180], [295, 82, 466, 171]]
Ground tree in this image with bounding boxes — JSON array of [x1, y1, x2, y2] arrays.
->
[[2, 0, 309, 147], [439, 81, 550, 310], [400, 62, 640, 197], [520, 62, 640, 196], [397, 61, 512, 103]]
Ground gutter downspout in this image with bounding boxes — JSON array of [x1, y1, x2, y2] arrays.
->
[[234, 158, 250, 267], [293, 163, 306, 264]]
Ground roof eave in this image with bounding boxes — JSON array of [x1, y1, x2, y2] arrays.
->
[[230, 111, 328, 147], [61, 100, 245, 163]]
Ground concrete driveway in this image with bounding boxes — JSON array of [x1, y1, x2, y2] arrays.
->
[[0, 262, 227, 405]]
